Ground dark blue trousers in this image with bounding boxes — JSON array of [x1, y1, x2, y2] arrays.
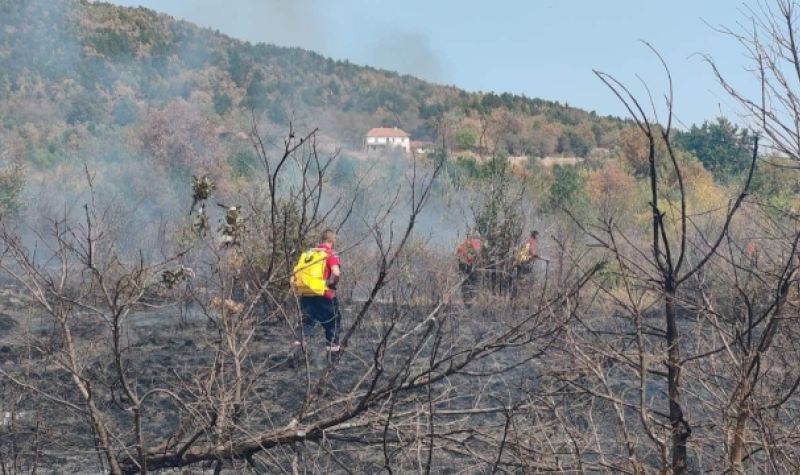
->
[[300, 296, 341, 344]]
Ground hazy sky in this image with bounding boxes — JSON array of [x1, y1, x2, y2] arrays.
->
[[110, 0, 761, 127]]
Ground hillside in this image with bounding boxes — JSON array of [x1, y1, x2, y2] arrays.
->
[[0, 0, 628, 174]]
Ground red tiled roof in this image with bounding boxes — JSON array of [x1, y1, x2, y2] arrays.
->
[[366, 127, 409, 138]]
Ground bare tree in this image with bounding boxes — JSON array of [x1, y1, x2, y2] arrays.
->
[[556, 45, 761, 473], [0, 173, 188, 474], [705, 3, 800, 469], [709, 0, 800, 163]]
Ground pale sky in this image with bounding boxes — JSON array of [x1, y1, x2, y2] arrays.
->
[[110, 0, 761, 127]]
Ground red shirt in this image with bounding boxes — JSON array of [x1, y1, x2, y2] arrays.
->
[[317, 242, 340, 299], [527, 237, 539, 258], [457, 238, 481, 265]]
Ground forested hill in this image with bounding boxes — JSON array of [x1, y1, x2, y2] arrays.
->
[[0, 0, 629, 174]]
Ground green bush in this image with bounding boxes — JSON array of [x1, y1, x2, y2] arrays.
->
[[454, 127, 478, 150], [548, 165, 587, 211]]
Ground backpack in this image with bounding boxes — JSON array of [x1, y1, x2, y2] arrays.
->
[[291, 248, 329, 296]]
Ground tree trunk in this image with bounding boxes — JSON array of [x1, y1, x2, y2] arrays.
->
[[665, 290, 690, 473], [729, 406, 748, 475], [63, 323, 123, 475]]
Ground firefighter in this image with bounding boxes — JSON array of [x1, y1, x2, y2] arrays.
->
[[512, 230, 542, 299], [456, 233, 482, 307]]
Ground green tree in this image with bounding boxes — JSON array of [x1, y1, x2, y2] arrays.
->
[[243, 74, 269, 112], [454, 127, 478, 150], [675, 117, 755, 180], [566, 129, 591, 157], [213, 89, 233, 115], [470, 160, 525, 294], [66, 91, 105, 125], [227, 49, 250, 86], [230, 149, 259, 178], [557, 129, 591, 157], [442, 156, 480, 186], [750, 157, 798, 215], [548, 165, 587, 210]]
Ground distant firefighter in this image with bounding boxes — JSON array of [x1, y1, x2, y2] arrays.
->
[[456, 234, 482, 274], [192, 202, 210, 236], [456, 234, 482, 307], [219, 204, 244, 247], [515, 230, 541, 275], [190, 174, 215, 215]]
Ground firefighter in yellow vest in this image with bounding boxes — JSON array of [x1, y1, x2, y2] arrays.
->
[[291, 229, 342, 355], [515, 230, 540, 274]]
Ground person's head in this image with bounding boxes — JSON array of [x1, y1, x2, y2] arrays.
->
[[321, 229, 337, 247], [530, 230, 539, 239]]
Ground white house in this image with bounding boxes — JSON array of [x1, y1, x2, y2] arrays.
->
[[365, 127, 411, 153]]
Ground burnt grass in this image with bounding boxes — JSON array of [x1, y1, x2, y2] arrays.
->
[[0, 288, 549, 473], [1, 273, 729, 473]]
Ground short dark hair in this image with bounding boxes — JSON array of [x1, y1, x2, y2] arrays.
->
[[530, 230, 539, 238], [321, 229, 336, 243]]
